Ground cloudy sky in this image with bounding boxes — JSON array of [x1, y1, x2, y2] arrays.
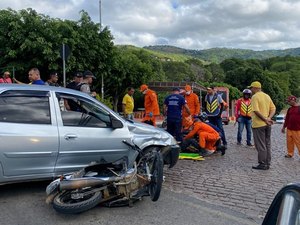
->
[[1, 0, 300, 51]]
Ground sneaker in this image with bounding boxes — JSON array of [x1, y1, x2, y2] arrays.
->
[[237, 142, 242, 145], [247, 144, 255, 148], [285, 154, 292, 158], [252, 164, 269, 170]]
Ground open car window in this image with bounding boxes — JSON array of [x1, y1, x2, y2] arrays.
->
[[56, 93, 112, 128]]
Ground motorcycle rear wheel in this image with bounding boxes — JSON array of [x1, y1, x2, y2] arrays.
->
[[52, 188, 102, 214], [148, 151, 164, 201]]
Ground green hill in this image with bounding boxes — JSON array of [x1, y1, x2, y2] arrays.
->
[[144, 45, 300, 63], [116, 45, 193, 62]]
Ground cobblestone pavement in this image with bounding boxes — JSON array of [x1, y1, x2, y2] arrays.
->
[[163, 123, 300, 224]]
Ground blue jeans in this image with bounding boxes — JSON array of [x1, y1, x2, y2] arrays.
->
[[237, 116, 252, 145], [208, 116, 227, 145]]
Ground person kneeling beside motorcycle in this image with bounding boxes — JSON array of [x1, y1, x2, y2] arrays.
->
[[181, 118, 224, 157]]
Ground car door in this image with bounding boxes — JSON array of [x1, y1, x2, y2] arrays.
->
[[0, 90, 59, 177], [54, 92, 132, 173]]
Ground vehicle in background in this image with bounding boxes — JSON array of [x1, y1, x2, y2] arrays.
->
[[221, 110, 230, 125], [276, 114, 285, 124], [214, 87, 230, 125]]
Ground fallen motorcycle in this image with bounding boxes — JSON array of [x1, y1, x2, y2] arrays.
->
[[46, 140, 164, 214]]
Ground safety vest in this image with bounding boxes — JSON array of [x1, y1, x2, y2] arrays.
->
[[240, 98, 252, 117], [205, 94, 220, 116]]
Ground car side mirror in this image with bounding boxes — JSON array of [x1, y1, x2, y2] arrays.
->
[[262, 183, 300, 225], [110, 115, 123, 129]]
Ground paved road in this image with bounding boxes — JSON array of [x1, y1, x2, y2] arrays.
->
[[0, 123, 297, 225], [0, 181, 257, 225], [164, 123, 300, 224]]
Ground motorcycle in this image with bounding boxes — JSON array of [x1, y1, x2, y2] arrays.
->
[[46, 140, 164, 214]]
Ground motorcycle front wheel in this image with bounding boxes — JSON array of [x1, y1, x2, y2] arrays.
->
[[52, 188, 102, 214], [148, 151, 164, 202]]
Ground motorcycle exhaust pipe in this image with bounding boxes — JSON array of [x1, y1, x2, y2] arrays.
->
[[59, 176, 122, 190], [59, 167, 137, 191]]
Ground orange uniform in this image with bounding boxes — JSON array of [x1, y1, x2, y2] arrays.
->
[[140, 85, 160, 126], [184, 121, 220, 151], [183, 93, 200, 116], [183, 85, 200, 117]]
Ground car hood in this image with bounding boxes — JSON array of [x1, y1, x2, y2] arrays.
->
[[125, 120, 177, 149]]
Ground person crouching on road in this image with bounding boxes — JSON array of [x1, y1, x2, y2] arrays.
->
[[140, 84, 160, 126], [281, 95, 300, 158], [182, 118, 221, 157]]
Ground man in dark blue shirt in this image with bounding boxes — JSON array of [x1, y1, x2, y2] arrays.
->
[[164, 87, 190, 142]]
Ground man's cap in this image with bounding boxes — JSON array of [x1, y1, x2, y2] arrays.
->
[[248, 81, 261, 88], [140, 84, 148, 92], [74, 71, 83, 77], [185, 85, 192, 91], [83, 70, 96, 79], [207, 86, 214, 90], [286, 95, 297, 102], [4, 71, 10, 76], [173, 87, 180, 92]]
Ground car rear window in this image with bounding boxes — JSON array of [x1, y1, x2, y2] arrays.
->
[[0, 90, 51, 124]]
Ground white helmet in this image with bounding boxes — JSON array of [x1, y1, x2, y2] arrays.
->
[[243, 89, 252, 94]]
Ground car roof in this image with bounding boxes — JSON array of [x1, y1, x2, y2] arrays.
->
[[0, 84, 87, 96]]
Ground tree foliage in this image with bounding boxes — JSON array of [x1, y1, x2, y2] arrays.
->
[[0, 8, 114, 84], [1, 8, 300, 113]]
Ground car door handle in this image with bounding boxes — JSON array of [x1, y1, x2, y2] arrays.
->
[[64, 134, 78, 140]]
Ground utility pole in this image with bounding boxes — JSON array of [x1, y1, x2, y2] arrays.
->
[[99, 0, 104, 100], [99, 0, 102, 31]]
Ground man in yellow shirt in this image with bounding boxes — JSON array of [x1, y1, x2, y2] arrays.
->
[[122, 87, 135, 120], [249, 81, 276, 170]]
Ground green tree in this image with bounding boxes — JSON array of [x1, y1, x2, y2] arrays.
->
[[162, 61, 195, 81], [0, 9, 115, 88], [105, 47, 164, 111]]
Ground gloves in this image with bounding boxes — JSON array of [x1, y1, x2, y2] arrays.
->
[[149, 112, 153, 117]]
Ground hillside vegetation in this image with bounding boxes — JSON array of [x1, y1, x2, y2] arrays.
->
[[144, 45, 300, 63], [118, 45, 194, 62], [1, 8, 299, 113]]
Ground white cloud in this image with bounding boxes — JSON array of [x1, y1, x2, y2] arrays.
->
[[1, 0, 300, 50]]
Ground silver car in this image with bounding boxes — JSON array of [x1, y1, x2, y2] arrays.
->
[[0, 84, 180, 185]]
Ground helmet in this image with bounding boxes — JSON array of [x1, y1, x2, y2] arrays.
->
[[199, 112, 208, 122], [242, 89, 252, 94]]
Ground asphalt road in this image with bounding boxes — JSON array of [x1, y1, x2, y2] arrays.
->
[[1, 123, 293, 225], [0, 181, 257, 225]]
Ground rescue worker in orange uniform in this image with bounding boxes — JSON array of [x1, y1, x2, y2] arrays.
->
[[140, 84, 160, 126], [183, 118, 221, 156], [235, 89, 254, 146], [182, 85, 201, 130], [183, 85, 200, 117]]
